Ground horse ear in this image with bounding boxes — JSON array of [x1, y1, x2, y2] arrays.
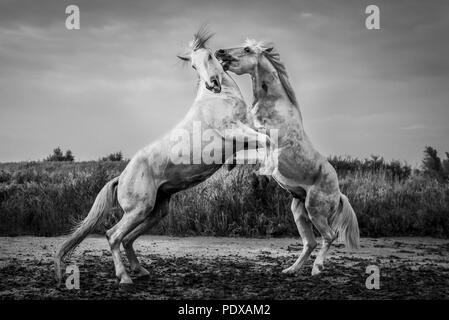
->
[[177, 55, 190, 62], [264, 47, 274, 53]]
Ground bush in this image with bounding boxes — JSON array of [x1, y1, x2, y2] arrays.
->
[[0, 161, 127, 236], [100, 152, 123, 162], [0, 170, 11, 183], [328, 155, 411, 180]]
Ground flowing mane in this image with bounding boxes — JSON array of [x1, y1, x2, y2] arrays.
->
[[245, 39, 299, 108], [189, 26, 214, 51], [263, 47, 299, 108]]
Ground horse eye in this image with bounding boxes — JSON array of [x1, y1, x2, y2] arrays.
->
[[244, 47, 251, 53]]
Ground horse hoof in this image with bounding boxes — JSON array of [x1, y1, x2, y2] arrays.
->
[[136, 271, 150, 280], [135, 269, 150, 279], [118, 275, 134, 285], [282, 267, 298, 275], [118, 283, 134, 292], [311, 264, 323, 276], [118, 277, 134, 290]]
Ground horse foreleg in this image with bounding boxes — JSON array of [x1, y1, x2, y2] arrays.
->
[[282, 198, 317, 275], [220, 121, 272, 151], [221, 122, 275, 173]]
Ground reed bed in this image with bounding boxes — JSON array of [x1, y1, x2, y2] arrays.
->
[[0, 160, 447, 237]]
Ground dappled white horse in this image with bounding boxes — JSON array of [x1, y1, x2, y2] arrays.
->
[[216, 40, 360, 276], [55, 29, 271, 285]]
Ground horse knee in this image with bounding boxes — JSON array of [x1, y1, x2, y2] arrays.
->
[[291, 198, 301, 213], [107, 233, 121, 249], [122, 237, 133, 250], [105, 228, 114, 244], [304, 241, 317, 252]]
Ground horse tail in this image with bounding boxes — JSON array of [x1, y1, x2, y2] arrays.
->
[[331, 193, 360, 250], [54, 176, 119, 284]]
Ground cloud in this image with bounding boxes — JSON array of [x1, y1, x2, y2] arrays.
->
[[0, 0, 448, 163], [400, 124, 427, 131]]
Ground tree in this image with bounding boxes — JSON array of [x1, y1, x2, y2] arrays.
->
[[420, 146, 449, 181], [422, 146, 442, 175], [64, 150, 75, 162], [368, 155, 385, 171], [101, 151, 123, 162], [442, 152, 449, 178], [45, 147, 75, 162]]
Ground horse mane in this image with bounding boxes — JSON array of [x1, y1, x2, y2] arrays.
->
[[189, 25, 214, 51], [245, 39, 299, 108]]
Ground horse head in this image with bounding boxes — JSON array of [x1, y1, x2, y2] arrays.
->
[[178, 27, 223, 93]]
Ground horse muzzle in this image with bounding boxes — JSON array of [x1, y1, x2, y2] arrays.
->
[[206, 76, 221, 93], [215, 50, 237, 71]]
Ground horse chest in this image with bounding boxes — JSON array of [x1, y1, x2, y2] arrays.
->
[[251, 100, 290, 130]]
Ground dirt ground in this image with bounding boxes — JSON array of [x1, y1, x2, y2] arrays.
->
[[0, 236, 448, 299]]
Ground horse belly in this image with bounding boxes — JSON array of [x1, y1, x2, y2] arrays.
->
[[160, 163, 221, 194]]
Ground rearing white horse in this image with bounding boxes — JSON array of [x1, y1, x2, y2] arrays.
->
[[55, 29, 271, 285], [216, 40, 360, 276]]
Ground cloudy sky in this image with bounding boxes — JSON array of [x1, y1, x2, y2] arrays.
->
[[0, 0, 448, 165]]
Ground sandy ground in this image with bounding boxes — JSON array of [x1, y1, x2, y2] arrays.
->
[[0, 236, 448, 299]]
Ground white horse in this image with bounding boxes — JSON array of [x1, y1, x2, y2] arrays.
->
[[216, 40, 360, 276], [55, 29, 271, 285]]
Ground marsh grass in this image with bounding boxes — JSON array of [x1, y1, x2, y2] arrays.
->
[[0, 160, 448, 237]]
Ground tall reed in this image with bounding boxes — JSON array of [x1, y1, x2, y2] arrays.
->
[[0, 160, 447, 237]]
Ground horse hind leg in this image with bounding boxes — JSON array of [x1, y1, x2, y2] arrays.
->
[[106, 190, 157, 285], [282, 197, 317, 275], [305, 192, 338, 276], [122, 220, 152, 278], [122, 196, 170, 278], [309, 214, 337, 276]]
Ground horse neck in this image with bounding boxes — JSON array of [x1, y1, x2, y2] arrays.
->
[[221, 72, 243, 95], [251, 57, 303, 126]]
